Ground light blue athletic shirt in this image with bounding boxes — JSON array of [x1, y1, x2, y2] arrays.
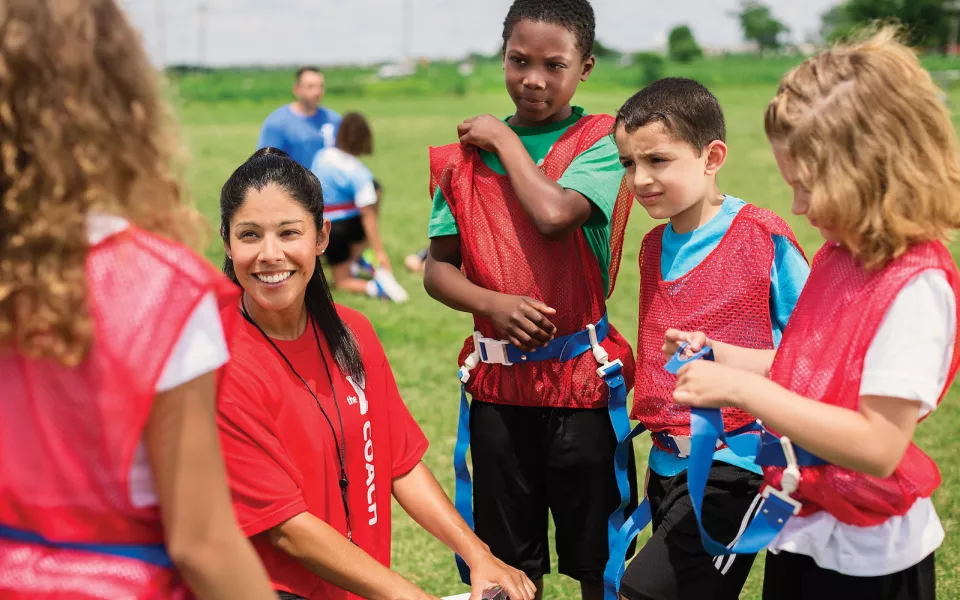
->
[[648, 196, 810, 477], [257, 105, 341, 169], [310, 147, 377, 221]]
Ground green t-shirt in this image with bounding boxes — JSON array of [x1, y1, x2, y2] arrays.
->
[[427, 107, 625, 295]]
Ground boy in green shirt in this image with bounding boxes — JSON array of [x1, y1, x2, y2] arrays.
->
[[424, 1, 637, 598]]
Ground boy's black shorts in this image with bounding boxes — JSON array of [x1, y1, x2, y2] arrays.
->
[[619, 461, 762, 600], [763, 550, 935, 600], [326, 216, 365, 266], [470, 400, 639, 583]]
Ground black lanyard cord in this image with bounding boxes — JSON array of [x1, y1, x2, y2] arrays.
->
[[240, 298, 355, 543]]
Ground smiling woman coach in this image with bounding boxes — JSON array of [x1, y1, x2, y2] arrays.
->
[[215, 148, 536, 600]]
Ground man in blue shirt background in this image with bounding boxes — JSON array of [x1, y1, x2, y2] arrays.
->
[[257, 67, 341, 168]]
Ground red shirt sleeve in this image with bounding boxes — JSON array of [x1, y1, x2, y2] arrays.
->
[[380, 352, 429, 478], [217, 362, 308, 537]]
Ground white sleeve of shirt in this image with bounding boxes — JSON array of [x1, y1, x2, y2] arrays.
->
[[130, 292, 230, 509], [154, 292, 230, 393], [352, 162, 378, 210], [354, 180, 378, 209], [859, 270, 956, 418]]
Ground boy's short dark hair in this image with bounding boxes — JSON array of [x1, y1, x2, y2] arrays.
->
[[614, 78, 725, 155], [295, 66, 321, 82], [502, 0, 596, 60]]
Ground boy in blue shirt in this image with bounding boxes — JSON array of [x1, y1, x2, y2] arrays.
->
[[258, 67, 341, 168], [614, 78, 809, 600]]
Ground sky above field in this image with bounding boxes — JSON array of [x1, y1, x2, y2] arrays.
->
[[119, 0, 840, 67]]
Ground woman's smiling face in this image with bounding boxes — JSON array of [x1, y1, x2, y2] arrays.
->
[[226, 182, 329, 314]]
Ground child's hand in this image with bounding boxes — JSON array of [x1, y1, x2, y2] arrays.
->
[[485, 294, 557, 352], [663, 328, 710, 359], [673, 360, 746, 409], [458, 115, 516, 153]]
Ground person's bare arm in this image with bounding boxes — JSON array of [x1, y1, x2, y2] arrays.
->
[[146, 372, 275, 600], [266, 512, 439, 600], [673, 362, 922, 478], [663, 328, 777, 377]]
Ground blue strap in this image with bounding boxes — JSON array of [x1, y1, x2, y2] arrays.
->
[[663, 343, 714, 374], [498, 313, 609, 364], [603, 499, 651, 600], [755, 427, 827, 467], [650, 420, 763, 457], [687, 409, 802, 556], [453, 374, 474, 585], [662, 344, 827, 556], [0, 523, 172, 568], [604, 361, 634, 538], [601, 361, 653, 600]]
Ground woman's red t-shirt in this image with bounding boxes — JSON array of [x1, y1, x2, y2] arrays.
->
[[217, 304, 428, 600]]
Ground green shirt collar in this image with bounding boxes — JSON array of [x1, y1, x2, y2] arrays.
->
[[505, 106, 586, 136]]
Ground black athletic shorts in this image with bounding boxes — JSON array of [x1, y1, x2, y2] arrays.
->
[[620, 462, 763, 600], [763, 551, 935, 600], [470, 400, 639, 583], [326, 216, 365, 266]]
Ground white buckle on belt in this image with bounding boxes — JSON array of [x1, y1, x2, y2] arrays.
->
[[662, 433, 726, 459], [673, 435, 693, 458], [477, 337, 512, 366], [759, 435, 803, 515]]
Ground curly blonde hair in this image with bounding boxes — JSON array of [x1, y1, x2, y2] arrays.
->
[[0, 0, 205, 366], [765, 27, 960, 270]]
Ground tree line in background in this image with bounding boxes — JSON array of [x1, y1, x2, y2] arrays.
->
[[672, 0, 954, 60], [608, 0, 958, 87], [418, 0, 955, 72], [166, 0, 960, 101]]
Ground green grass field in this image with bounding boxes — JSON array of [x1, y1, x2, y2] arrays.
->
[[179, 85, 960, 599]]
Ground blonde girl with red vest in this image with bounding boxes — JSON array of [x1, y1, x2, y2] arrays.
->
[[670, 29, 960, 600], [0, 1, 274, 598]]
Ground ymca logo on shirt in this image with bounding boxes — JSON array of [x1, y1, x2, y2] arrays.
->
[[346, 376, 368, 415], [347, 375, 377, 525]]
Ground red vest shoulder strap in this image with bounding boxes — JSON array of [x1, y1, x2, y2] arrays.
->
[[639, 224, 668, 271], [90, 226, 239, 396], [738, 204, 807, 262], [429, 143, 471, 213]]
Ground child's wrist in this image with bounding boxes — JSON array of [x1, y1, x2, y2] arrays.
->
[[733, 373, 764, 412], [458, 536, 492, 567], [475, 290, 499, 320], [492, 130, 519, 156]]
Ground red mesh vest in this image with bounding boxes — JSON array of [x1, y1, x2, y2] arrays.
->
[[633, 205, 805, 442], [0, 226, 240, 599], [429, 114, 635, 408], [763, 241, 960, 526]]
